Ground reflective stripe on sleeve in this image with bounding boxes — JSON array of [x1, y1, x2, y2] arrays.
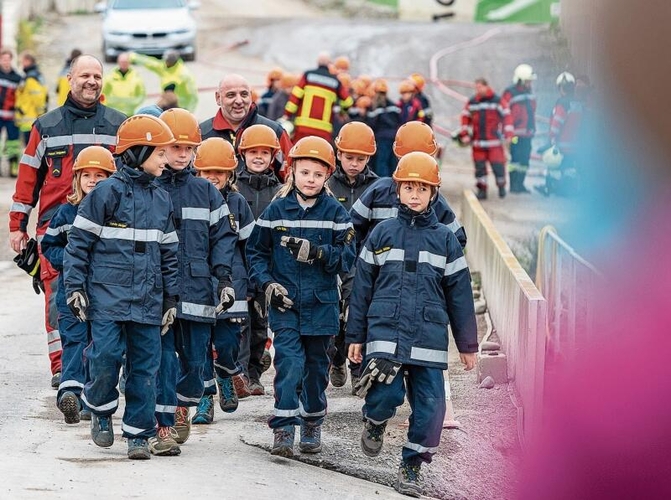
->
[[445, 256, 468, 276], [410, 346, 448, 364]]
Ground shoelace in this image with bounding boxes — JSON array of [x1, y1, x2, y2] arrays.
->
[[197, 397, 213, 413], [157, 426, 178, 440], [367, 423, 385, 441], [98, 417, 110, 432], [129, 438, 147, 447], [175, 407, 188, 425], [303, 425, 319, 439], [402, 465, 421, 482], [221, 379, 236, 400]]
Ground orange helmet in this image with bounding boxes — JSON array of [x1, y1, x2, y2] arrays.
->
[[334, 56, 350, 72], [289, 136, 335, 173], [337, 72, 352, 90], [350, 78, 368, 97], [159, 108, 201, 146], [116, 115, 175, 154], [358, 74, 372, 88], [409, 73, 426, 91], [356, 95, 372, 110], [238, 124, 280, 153], [266, 67, 283, 86], [194, 138, 237, 172], [335, 121, 376, 155], [373, 78, 388, 94], [74, 146, 116, 174], [393, 151, 440, 187], [392, 121, 438, 158], [251, 88, 260, 103], [399, 79, 416, 94]]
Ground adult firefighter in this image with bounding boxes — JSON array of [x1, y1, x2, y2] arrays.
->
[[458, 78, 513, 200], [283, 52, 353, 143], [102, 52, 146, 116], [501, 64, 537, 193], [8, 55, 126, 388]]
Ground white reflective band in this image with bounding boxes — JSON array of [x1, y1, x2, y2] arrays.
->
[[445, 256, 468, 276], [510, 94, 535, 104], [37, 234, 45, 244], [44, 134, 117, 148], [155, 404, 177, 414], [211, 204, 231, 225], [0, 79, 18, 88], [218, 300, 248, 315], [473, 139, 503, 147], [46, 224, 72, 236], [121, 421, 152, 436], [81, 393, 118, 412], [418, 251, 446, 269], [299, 401, 326, 418], [554, 115, 566, 125], [214, 361, 238, 374], [238, 220, 255, 240], [73, 215, 177, 244], [176, 394, 201, 404], [352, 199, 371, 219], [203, 378, 216, 388], [373, 248, 405, 266], [359, 247, 376, 265], [366, 416, 389, 425], [0, 110, 14, 119], [423, 106, 433, 115], [410, 346, 448, 364], [468, 102, 500, 111], [47, 329, 61, 342], [181, 301, 217, 319], [258, 218, 353, 231], [446, 219, 462, 234], [48, 340, 63, 353], [181, 207, 209, 221], [273, 407, 300, 417], [306, 72, 337, 88], [370, 207, 397, 220], [20, 153, 41, 169], [366, 340, 397, 355], [10, 202, 33, 214], [58, 380, 85, 391], [404, 441, 440, 454], [504, 125, 514, 131]]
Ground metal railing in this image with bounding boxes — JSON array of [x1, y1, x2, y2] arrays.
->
[[535, 225, 601, 365]]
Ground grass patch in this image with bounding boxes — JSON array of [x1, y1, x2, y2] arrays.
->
[[17, 17, 44, 53]]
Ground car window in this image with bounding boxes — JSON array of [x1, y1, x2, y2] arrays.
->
[[111, 0, 186, 9]]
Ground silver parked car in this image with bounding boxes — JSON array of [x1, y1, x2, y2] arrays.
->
[[95, 0, 200, 63]]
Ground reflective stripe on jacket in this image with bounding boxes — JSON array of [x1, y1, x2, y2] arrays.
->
[[102, 67, 146, 116]]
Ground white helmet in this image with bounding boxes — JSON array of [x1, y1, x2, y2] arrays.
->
[[556, 72, 576, 88], [513, 64, 536, 83], [542, 147, 564, 169]]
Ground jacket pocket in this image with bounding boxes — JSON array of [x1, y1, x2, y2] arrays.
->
[[418, 305, 449, 354], [312, 288, 339, 330], [44, 146, 70, 178], [91, 264, 132, 286], [423, 305, 448, 324], [366, 299, 399, 333]]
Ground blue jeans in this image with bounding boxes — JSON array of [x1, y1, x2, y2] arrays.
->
[[82, 320, 160, 439], [363, 364, 446, 465], [270, 329, 331, 429]]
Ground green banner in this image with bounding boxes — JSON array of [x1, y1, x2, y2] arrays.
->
[[475, 0, 560, 23]]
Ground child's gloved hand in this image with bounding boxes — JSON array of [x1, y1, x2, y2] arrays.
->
[[354, 358, 402, 398], [161, 296, 177, 335], [263, 282, 293, 312], [67, 290, 89, 322], [216, 279, 235, 313], [280, 236, 323, 263]]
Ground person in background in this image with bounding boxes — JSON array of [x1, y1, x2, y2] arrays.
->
[[102, 52, 146, 116], [0, 48, 22, 177], [55, 48, 81, 107], [368, 78, 401, 178], [398, 79, 425, 125], [258, 67, 283, 117], [14, 51, 49, 145], [409, 73, 433, 127]]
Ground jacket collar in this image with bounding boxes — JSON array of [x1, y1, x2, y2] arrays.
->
[[117, 163, 156, 186], [284, 189, 326, 211], [332, 166, 377, 188], [64, 93, 100, 116], [238, 168, 280, 190], [397, 203, 438, 228], [160, 165, 194, 184]]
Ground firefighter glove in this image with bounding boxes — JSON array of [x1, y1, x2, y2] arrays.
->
[[354, 358, 402, 398], [67, 290, 89, 322], [216, 279, 235, 314], [263, 282, 293, 312], [280, 235, 323, 263], [32, 275, 45, 295], [161, 296, 177, 335]]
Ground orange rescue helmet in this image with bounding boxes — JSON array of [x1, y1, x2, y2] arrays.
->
[[266, 67, 283, 86], [74, 146, 116, 174], [409, 73, 426, 91], [392, 121, 438, 158], [289, 136, 336, 173], [116, 115, 176, 154], [334, 56, 350, 72], [373, 78, 389, 94], [238, 124, 281, 153], [194, 137, 237, 172], [335, 121, 377, 156], [393, 151, 440, 187], [399, 79, 416, 94], [159, 108, 202, 146]]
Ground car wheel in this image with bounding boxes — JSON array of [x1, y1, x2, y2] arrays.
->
[[183, 49, 196, 62], [102, 42, 116, 63]]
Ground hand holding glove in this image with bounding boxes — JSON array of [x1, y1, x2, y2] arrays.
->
[[280, 236, 323, 264], [216, 279, 235, 314], [161, 296, 177, 335], [263, 282, 293, 312], [67, 290, 89, 322], [353, 358, 402, 398]]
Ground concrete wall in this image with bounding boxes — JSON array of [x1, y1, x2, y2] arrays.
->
[[461, 190, 547, 445]]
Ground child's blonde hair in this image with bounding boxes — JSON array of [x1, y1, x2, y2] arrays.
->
[[67, 169, 112, 205]]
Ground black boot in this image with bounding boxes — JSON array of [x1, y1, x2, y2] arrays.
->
[[509, 172, 519, 193], [517, 171, 530, 193]]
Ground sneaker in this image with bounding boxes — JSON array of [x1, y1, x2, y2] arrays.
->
[[91, 414, 114, 448], [361, 420, 386, 457], [350, 375, 360, 396], [298, 422, 322, 453], [58, 391, 81, 424], [498, 185, 507, 198], [192, 395, 214, 425], [50, 372, 61, 389], [248, 379, 265, 396], [261, 349, 272, 373], [395, 462, 422, 498], [271, 426, 295, 457], [80, 407, 92, 421], [127, 438, 151, 460], [217, 376, 238, 412], [233, 374, 251, 399], [174, 406, 191, 444], [148, 426, 181, 456], [329, 363, 347, 388]]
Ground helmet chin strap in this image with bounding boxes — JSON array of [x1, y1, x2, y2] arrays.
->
[[294, 182, 323, 201]]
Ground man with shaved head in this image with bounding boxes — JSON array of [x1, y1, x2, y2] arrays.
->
[[9, 54, 126, 391], [200, 73, 292, 172]]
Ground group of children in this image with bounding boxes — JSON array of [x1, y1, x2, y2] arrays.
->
[[41, 110, 477, 497]]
